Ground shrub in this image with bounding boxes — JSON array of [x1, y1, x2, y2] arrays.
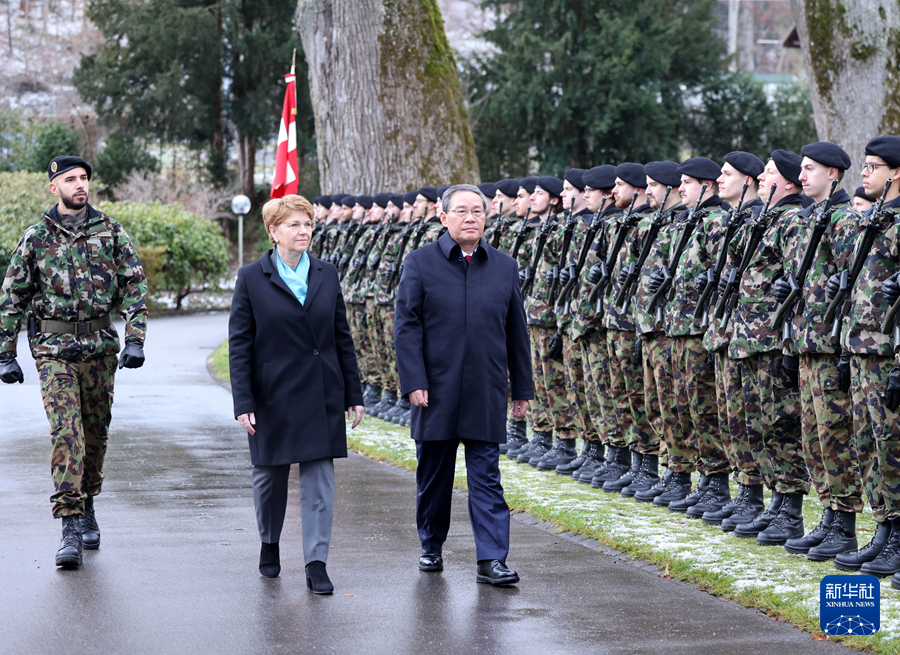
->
[[96, 135, 159, 193], [0, 172, 54, 271], [26, 121, 83, 174]]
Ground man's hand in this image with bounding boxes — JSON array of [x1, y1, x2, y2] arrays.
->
[[0, 354, 23, 384], [884, 367, 900, 412], [617, 268, 628, 286], [544, 269, 555, 284], [696, 273, 709, 295], [347, 405, 365, 428], [774, 276, 792, 304], [409, 389, 429, 407], [884, 272, 900, 307], [547, 331, 564, 361], [559, 266, 572, 287], [718, 270, 731, 296], [237, 412, 256, 435], [648, 270, 665, 295], [517, 267, 527, 286], [838, 352, 852, 393], [118, 338, 145, 369], [826, 273, 841, 302], [587, 263, 603, 285], [511, 399, 529, 418]]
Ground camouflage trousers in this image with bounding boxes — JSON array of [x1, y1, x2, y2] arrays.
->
[[531, 325, 578, 439], [380, 305, 400, 393], [528, 326, 554, 433], [36, 355, 116, 517], [642, 333, 681, 469], [850, 355, 892, 522], [581, 329, 625, 447], [672, 336, 728, 476], [563, 336, 598, 441], [799, 353, 862, 513], [347, 302, 372, 385], [719, 353, 761, 486], [366, 299, 388, 389], [741, 352, 808, 495], [607, 330, 655, 453]]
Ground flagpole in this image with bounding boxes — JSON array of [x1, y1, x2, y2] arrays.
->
[[291, 49, 296, 75]]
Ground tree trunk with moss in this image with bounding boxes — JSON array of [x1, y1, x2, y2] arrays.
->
[[296, 0, 479, 193], [790, 0, 900, 183]]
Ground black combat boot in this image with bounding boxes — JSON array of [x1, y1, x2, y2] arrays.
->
[[860, 520, 900, 577], [634, 467, 672, 503], [528, 433, 557, 467], [686, 472, 731, 519], [733, 490, 784, 538], [516, 431, 551, 464], [363, 384, 381, 413], [835, 521, 891, 571], [501, 420, 528, 455], [757, 492, 805, 545], [55, 515, 83, 569], [721, 484, 765, 532], [575, 443, 606, 482], [555, 440, 591, 475], [702, 482, 744, 525], [602, 450, 641, 493], [784, 507, 834, 554], [808, 511, 858, 561], [668, 474, 709, 513], [382, 396, 403, 423], [536, 438, 577, 471], [591, 446, 629, 487], [371, 389, 397, 418], [390, 396, 412, 424], [81, 495, 101, 550], [653, 471, 693, 507], [621, 453, 659, 498]]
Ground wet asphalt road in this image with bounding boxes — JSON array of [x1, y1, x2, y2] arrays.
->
[[0, 312, 850, 654]]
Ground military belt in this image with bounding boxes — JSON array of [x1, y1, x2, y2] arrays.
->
[[39, 315, 112, 336]]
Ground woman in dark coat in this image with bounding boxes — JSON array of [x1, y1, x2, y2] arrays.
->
[[229, 194, 364, 593]]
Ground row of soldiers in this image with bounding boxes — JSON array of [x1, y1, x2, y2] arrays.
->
[[309, 135, 900, 589]]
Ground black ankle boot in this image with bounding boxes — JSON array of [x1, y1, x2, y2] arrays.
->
[[390, 396, 412, 424], [784, 507, 834, 554], [306, 560, 334, 594], [807, 510, 858, 561], [621, 453, 659, 498], [372, 389, 397, 418], [81, 495, 101, 550], [556, 440, 591, 475], [733, 489, 782, 538], [576, 443, 606, 482], [653, 471, 693, 506], [591, 446, 629, 487], [686, 472, 731, 519], [635, 467, 673, 503], [722, 484, 765, 531], [702, 482, 744, 525], [668, 474, 709, 513], [602, 450, 641, 493], [501, 420, 528, 455], [259, 542, 280, 578], [860, 520, 900, 577], [537, 438, 577, 471], [55, 515, 83, 569], [835, 521, 891, 571], [363, 385, 381, 412], [506, 424, 532, 459], [757, 492, 805, 545], [528, 433, 556, 467], [518, 431, 551, 464]]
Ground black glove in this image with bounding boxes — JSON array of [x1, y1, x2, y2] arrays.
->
[[544, 269, 555, 284], [547, 331, 564, 361], [648, 270, 665, 295], [718, 270, 731, 296], [634, 337, 643, 361], [838, 352, 851, 393], [119, 338, 145, 370], [774, 276, 792, 304], [339, 254, 350, 269], [782, 354, 799, 384], [370, 255, 380, 271], [826, 273, 841, 302], [884, 366, 900, 412], [696, 273, 709, 295], [884, 273, 900, 307], [518, 267, 527, 286], [0, 353, 23, 384], [618, 268, 629, 286], [398, 263, 405, 279], [559, 266, 572, 287], [588, 263, 603, 285]]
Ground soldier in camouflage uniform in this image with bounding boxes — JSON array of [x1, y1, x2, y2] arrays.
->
[[772, 143, 862, 561], [321, 194, 348, 263], [343, 196, 378, 399], [0, 156, 147, 569], [310, 195, 332, 256], [484, 179, 519, 258]]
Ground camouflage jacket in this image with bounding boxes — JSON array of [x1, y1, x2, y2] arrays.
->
[[317, 222, 340, 259], [840, 197, 900, 356], [728, 195, 805, 359], [569, 205, 621, 338], [633, 204, 683, 336], [362, 220, 400, 300], [552, 210, 595, 339], [0, 204, 148, 360], [372, 223, 409, 305], [484, 211, 517, 251], [603, 204, 653, 332], [504, 216, 540, 270], [523, 212, 563, 327], [343, 224, 379, 303], [781, 191, 858, 354]]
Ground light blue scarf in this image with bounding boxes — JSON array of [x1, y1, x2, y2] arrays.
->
[[275, 249, 310, 305]]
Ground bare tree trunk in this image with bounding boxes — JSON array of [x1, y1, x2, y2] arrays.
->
[[296, 0, 479, 193], [237, 135, 256, 200], [790, 0, 900, 186]]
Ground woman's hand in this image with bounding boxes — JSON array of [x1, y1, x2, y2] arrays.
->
[[511, 400, 529, 418], [237, 412, 256, 435], [347, 405, 365, 429], [409, 389, 429, 407]]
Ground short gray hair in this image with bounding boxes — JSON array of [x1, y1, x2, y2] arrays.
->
[[441, 184, 487, 214]]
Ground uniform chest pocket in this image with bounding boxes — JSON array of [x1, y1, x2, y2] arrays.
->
[[86, 236, 117, 291]]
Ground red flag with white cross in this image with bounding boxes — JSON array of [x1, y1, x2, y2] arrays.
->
[[270, 71, 298, 199]]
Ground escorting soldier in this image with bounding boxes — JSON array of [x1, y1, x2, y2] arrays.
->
[[0, 156, 148, 568]]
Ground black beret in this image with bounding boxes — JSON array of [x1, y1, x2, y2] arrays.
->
[[319, 195, 334, 209], [437, 185, 450, 199], [723, 151, 765, 179], [564, 168, 586, 191], [496, 179, 520, 197], [582, 165, 617, 190], [535, 176, 563, 198], [855, 186, 876, 202], [866, 135, 900, 168], [330, 193, 345, 205], [355, 194, 374, 209], [403, 190, 419, 205], [48, 155, 92, 181], [770, 149, 803, 186], [388, 193, 404, 208], [677, 157, 721, 182], [418, 186, 438, 202], [615, 163, 646, 189], [801, 142, 852, 171], [373, 192, 391, 209], [644, 161, 681, 188], [341, 195, 356, 208], [478, 182, 497, 198], [519, 177, 538, 194]]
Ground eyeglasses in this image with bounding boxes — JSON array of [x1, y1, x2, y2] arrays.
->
[[862, 162, 891, 174], [448, 208, 485, 219], [284, 221, 316, 231]]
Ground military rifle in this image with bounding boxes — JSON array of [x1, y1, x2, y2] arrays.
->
[[615, 186, 672, 314], [339, 222, 365, 278], [521, 207, 560, 298], [771, 179, 840, 345], [490, 200, 506, 249], [548, 196, 578, 304], [385, 218, 418, 298], [555, 198, 609, 316], [351, 213, 391, 286], [585, 190, 640, 309], [363, 210, 400, 288], [508, 205, 533, 262], [824, 179, 893, 344]]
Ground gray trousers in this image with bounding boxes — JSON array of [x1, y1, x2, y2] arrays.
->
[[252, 458, 334, 565]]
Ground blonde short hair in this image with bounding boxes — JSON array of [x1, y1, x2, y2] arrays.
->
[[262, 195, 314, 243]]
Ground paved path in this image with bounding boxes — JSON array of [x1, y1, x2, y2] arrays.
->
[[0, 313, 850, 654]]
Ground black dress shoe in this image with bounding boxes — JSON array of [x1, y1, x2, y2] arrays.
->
[[476, 559, 519, 585], [306, 560, 334, 594], [259, 542, 280, 578], [419, 551, 443, 572]]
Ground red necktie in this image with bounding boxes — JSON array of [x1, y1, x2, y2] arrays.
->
[[465, 255, 471, 265]]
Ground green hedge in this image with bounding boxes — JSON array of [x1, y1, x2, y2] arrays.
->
[[0, 172, 230, 308]]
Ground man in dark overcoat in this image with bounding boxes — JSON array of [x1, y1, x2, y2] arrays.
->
[[394, 184, 534, 585]]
